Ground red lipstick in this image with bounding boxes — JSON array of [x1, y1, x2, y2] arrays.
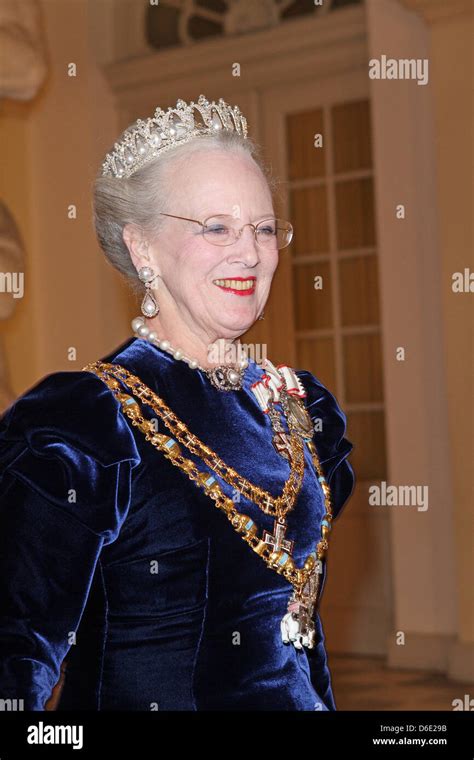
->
[[212, 276, 256, 296]]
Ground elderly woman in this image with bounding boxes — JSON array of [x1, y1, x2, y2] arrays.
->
[[0, 95, 354, 711]]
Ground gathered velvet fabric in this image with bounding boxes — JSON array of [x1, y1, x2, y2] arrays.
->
[[0, 337, 355, 711]]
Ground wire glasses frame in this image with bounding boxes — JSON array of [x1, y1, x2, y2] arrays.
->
[[159, 212, 293, 250]]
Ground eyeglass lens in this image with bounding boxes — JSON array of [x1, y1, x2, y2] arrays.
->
[[202, 215, 292, 249]]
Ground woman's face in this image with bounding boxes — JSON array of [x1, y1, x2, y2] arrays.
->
[[144, 149, 279, 345]]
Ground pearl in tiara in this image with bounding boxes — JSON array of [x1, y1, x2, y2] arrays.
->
[[100, 94, 249, 179]]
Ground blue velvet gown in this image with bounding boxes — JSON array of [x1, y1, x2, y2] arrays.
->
[[0, 336, 355, 711]]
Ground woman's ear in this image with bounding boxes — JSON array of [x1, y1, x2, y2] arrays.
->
[[123, 223, 152, 273]]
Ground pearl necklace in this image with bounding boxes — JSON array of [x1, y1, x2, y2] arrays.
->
[[131, 316, 250, 391]]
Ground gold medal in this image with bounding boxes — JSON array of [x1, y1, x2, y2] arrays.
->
[[283, 395, 314, 439]]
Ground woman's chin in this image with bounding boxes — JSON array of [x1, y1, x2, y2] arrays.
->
[[208, 307, 258, 333], [222, 314, 258, 333]]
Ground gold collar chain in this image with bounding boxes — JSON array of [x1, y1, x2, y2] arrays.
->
[[85, 360, 306, 520], [83, 360, 334, 650]]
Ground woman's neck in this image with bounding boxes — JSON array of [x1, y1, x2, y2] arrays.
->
[[139, 314, 242, 370]]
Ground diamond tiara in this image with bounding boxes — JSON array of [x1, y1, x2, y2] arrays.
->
[[100, 94, 249, 179]]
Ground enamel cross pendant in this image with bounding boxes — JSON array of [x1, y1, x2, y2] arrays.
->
[[263, 517, 294, 554]]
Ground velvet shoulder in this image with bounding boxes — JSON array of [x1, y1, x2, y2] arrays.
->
[[0, 370, 141, 543], [294, 369, 355, 520]]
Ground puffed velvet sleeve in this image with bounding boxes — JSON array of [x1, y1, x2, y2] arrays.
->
[[0, 370, 141, 710], [295, 369, 355, 521], [295, 370, 355, 710]]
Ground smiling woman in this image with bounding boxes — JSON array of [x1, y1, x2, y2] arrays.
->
[[0, 95, 355, 711], [116, 145, 282, 371]]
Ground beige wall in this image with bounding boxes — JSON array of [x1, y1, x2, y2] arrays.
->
[[0, 0, 132, 398], [0, 100, 39, 395], [367, 0, 456, 666], [367, 0, 473, 680], [428, 6, 474, 675], [403, 0, 474, 681]]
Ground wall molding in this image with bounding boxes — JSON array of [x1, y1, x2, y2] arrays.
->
[[100, 6, 367, 102], [397, 0, 473, 24]]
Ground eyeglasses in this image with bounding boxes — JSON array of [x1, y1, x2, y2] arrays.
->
[[159, 212, 293, 250]]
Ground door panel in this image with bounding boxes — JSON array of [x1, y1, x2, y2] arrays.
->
[[262, 74, 392, 655]]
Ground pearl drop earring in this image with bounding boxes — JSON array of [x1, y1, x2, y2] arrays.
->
[[138, 266, 159, 317]]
